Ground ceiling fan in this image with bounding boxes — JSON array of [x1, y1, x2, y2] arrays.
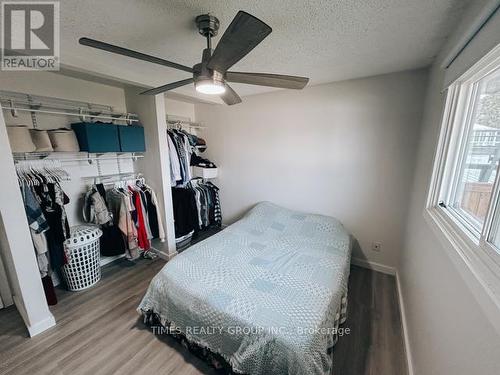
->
[[79, 11, 309, 105]]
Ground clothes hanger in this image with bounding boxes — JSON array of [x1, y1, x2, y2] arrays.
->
[[23, 163, 36, 186], [35, 161, 50, 184], [41, 161, 56, 183], [51, 160, 67, 181], [16, 166, 26, 186], [22, 164, 32, 186], [38, 162, 52, 184]]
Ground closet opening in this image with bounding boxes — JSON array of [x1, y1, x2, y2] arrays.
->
[[166, 114, 222, 251], [0, 73, 177, 335]]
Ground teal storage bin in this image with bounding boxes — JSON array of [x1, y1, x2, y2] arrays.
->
[[118, 125, 146, 152], [71, 122, 120, 152]]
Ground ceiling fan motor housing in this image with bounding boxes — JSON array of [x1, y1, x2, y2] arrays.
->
[[195, 14, 220, 37]]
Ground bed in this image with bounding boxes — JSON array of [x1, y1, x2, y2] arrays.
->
[[138, 202, 352, 375]]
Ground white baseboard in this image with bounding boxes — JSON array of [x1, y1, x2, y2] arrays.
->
[[351, 258, 414, 374], [351, 257, 397, 275], [152, 247, 177, 261], [395, 272, 414, 375], [100, 254, 126, 267], [13, 294, 56, 337], [27, 314, 56, 337]]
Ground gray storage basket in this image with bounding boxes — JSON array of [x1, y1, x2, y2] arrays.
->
[[62, 226, 103, 291]]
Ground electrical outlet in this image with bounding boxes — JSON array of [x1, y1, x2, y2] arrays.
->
[[372, 242, 382, 252]]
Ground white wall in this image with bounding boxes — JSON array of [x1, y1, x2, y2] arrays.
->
[[195, 69, 428, 269], [165, 97, 195, 121], [399, 1, 500, 374]]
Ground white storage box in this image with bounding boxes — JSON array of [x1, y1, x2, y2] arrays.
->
[[193, 166, 218, 179], [62, 226, 102, 291]]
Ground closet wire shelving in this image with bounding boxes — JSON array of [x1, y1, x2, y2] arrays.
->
[[166, 114, 205, 130], [12, 152, 144, 164], [0, 90, 139, 128], [2, 90, 145, 166]]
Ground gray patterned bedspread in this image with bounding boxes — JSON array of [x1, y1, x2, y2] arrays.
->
[[138, 202, 352, 375]]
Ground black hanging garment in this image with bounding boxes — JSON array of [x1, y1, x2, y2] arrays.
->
[[34, 183, 71, 289], [143, 188, 160, 239], [94, 184, 127, 256], [171, 187, 199, 238]]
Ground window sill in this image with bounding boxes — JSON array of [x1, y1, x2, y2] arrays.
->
[[423, 206, 500, 334]]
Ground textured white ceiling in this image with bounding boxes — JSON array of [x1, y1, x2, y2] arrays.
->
[[59, 0, 468, 102]]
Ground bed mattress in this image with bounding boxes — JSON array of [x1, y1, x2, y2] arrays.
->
[[138, 202, 352, 375]]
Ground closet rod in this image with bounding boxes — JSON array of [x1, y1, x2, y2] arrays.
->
[[83, 172, 142, 181], [166, 114, 205, 129], [167, 120, 206, 129], [83, 172, 141, 179]]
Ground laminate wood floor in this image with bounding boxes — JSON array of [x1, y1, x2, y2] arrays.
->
[[0, 258, 407, 375]]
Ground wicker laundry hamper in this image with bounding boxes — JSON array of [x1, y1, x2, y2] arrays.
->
[[62, 226, 103, 291]]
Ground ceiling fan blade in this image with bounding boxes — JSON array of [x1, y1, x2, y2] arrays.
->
[[79, 37, 193, 73], [226, 71, 309, 89], [207, 11, 272, 73], [220, 84, 242, 105], [140, 78, 194, 95]]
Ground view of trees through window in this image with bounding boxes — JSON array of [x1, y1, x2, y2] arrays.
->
[[454, 69, 500, 226]]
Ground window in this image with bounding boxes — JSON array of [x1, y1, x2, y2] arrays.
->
[[428, 44, 500, 303], [444, 68, 500, 236]]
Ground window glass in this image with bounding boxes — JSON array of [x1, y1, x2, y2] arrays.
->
[[452, 68, 500, 228]]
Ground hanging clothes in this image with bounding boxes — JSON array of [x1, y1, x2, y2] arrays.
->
[[83, 178, 164, 258], [167, 129, 193, 186], [83, 184, 113, 225], [171, 180, 222, 240], [34, 182, 71, 289], [21, 184, 57, 305], [167, 132, 182, 186], [171, 187, 199, 239], [132, 187, 150, 251], [17, 160, 71, 300], [108, 189, 139, 259], [167, 126, 222, 244], [148, 188, 165, 241], [84, 183, 126, 256], [189, 179, 222, 229]]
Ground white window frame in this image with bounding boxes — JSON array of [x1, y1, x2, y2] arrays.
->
[[426, 43, 500, 316]]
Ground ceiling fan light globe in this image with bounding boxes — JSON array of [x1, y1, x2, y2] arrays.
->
[[195, 81, 226, 95]]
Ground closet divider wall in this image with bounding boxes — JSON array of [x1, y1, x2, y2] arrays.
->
[[124, 87, 176, 258], [0, 73, 179, 336], [0, 106, 56, 336]]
